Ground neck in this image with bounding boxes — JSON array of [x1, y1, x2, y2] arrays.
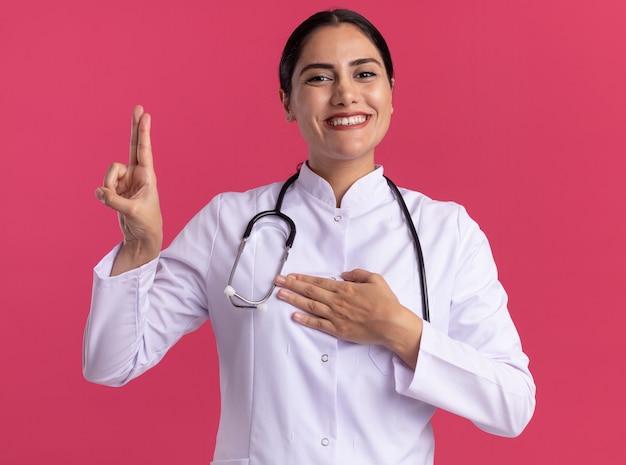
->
[[306, 158, 376, 207]]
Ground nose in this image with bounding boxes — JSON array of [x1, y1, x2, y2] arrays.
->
[[330, 77, 360, 106]]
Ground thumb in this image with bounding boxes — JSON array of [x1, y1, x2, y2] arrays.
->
[[95, 187, 134, 214], [341, 269, 374, 283]]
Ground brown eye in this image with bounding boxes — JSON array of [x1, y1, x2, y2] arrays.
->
[[306, 75, 331, 83], [357, 71, 376, 79]]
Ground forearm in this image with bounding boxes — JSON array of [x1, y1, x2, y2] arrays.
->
[[83, 249, 157, 386], [83, 246, 201, 386], [396, 322, 536, 437]]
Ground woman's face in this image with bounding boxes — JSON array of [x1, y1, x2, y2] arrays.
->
[[282, 24, 393, 169]]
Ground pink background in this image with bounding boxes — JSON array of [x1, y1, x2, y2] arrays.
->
[[1, 0, 625, 463]]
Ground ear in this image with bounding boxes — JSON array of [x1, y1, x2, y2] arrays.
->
[[279, 88, 295, 122], [390, 78, 395, 115]]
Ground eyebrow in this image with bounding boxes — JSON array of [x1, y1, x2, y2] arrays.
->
[[298, 58, 383, 76]]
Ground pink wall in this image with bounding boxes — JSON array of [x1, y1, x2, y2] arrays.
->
[[1, 0, 624, 463]]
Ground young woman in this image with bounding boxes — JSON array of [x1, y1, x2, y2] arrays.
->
[[84, 9, 535, 465]]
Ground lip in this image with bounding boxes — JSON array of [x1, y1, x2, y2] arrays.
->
[[324, 112, 371, 130]]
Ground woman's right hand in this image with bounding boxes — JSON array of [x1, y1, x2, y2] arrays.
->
[[96, 105, 163, 275]]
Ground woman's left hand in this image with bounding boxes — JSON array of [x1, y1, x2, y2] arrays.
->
[[275, 269, 423, 369]]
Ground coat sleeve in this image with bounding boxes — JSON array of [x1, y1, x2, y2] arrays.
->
[[82, 196, 223, 386], [392, 205, 536, 437]]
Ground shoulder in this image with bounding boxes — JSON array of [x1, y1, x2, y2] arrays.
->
[[395, 187, 485, 247], [396, 187, 467, 222], [197, 181, 285, 216], [174, 180, 287, 247]]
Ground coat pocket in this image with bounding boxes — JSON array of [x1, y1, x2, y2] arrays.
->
[[368, 344, 394, 375]]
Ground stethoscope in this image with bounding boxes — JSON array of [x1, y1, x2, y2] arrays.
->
[[224, 171, 430, 322]]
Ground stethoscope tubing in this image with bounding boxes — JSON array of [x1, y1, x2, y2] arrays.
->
[[225, 170, 430, 322], [384, 176, 430, 323]]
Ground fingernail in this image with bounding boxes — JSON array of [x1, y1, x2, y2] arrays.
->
[[275, 275, 286, 285], [95, 188, 105, 204]]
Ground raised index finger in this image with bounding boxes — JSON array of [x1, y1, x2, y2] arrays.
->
[[136, 111, 154, 169], [129, 105, 144, 165]]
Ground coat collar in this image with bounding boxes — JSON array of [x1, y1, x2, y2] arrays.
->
[[296, 162, 388, 209]]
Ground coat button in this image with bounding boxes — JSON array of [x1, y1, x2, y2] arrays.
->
[[321, 354, 329, 362], [333, 215, 342, 222], [321, 438, 330, 446]]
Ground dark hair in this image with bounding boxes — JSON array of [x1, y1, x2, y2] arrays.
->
[[279, 9, 394, 97]]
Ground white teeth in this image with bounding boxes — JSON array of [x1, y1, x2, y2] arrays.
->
[[327, 115, 367, 126]]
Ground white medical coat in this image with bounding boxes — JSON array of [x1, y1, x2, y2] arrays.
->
[[83, 163, 536, 465]]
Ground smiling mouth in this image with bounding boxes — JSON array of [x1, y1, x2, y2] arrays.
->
[[326, 115, 369, 127]]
